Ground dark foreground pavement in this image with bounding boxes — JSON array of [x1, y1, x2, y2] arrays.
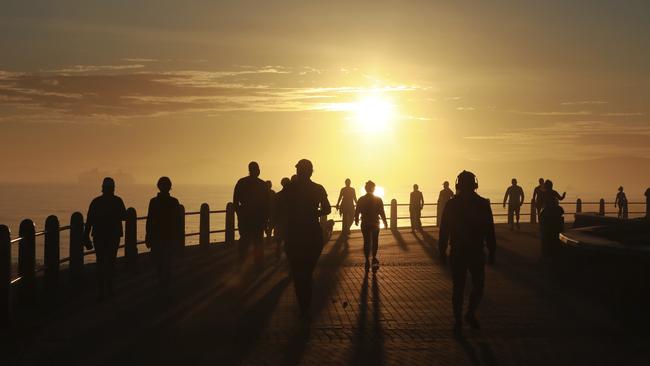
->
[[3, 224, 650, 365]]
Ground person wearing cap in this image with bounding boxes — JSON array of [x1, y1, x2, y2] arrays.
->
[[145, 177, 182, 289], [279, 159, 331, 321], [439, 170, 496, 335], [437, 181, 454, 227], [355, 180, 388, 271], [83, 177, 127, 300], [233, 161, 270, 268]]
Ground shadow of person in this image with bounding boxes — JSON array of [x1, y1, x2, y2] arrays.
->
[[390, 228, 410, 251]]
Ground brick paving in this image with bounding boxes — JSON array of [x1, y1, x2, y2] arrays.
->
[[3, 224, 650, 365]]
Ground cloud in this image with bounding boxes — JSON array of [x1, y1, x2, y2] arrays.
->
[[601, 112, 644, 116], [0, 66, 425, 123], [560, 100, 608, 105], [456, 106, 475, 111], [510, 110, 592, 116], [122, 58, 158, 63]]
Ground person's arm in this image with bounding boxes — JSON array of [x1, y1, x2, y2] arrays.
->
[[485, 203, 497, 265], [559, 191, 566, 201], [379, 199, 388, 229], [438, 205, 450, 262], [419, 193, 424, 210], [319, 187, 331, 217], [232, 182, 240, 213], [503, 188, 509, 207], [336, 189, 343, 211], [354, 199, 361, 226], [532, 188, 538, 203], [615, 193, 619, 207], [145, 199, 154, 248], [520, 188, 525, 207], [119, 197, 127, 220], [353, 190, 357, 205], [82, 200, 95, 249]]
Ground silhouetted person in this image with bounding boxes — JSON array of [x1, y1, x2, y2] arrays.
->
[[539, 179, 565, 258], [274, 177, 291, 256], [437, 181, 454, 227], [145, 177, 182, 289], [83, 177, 127, 300], [541, 179, 565, 209], [280, 159, 331, 321], [532, 178, 545, 219], [265, 180, 277, 239], [233, 162, 269, 268], [614, 186, 628, 219], [335, 178, 357, 234], [355, 180, 388, 272], [503, 178, 525, 230], [409, 184, 424, 231], [439, 170, 496, 335], [646, 188, 650, 219]]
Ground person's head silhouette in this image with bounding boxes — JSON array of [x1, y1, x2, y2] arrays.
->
[[345, 178, 351, 187], [544, 179, 554, 190], [413, 184, 419, 191], [455, 170, 478, 195], [443, 181, 449, 189], [539, 178, 544, 185], [266, 180, 272, 190], [248, 161, 260, 178], [512, 178, 518, 186], [365, 180, 376, 194], [618, 186, 624, 192], [281, 177, 290, 188], [295, 159, 313, 179], [102, 177, 115, 195], [157, 176, 172, 193]]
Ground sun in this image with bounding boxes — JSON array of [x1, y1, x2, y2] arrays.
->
[[351, 94, 395, 133]]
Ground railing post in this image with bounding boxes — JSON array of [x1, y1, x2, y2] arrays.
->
[[576, 199, 582, 214], [18, 219, 36, 305], [179, 204, 186, 248], [200, 203, 210, 247], [44, 215, 60, 295], [390, 199, 397, 230], [530, 198, 537, 224], [125, 207, 138, 272], [598, 198, 605, 216], [69, 212, 85, 285], [226, 202, 235, 246], [0, 225, 10, 329]]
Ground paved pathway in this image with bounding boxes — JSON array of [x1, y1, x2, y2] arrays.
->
[[3, 224, 650, 365]]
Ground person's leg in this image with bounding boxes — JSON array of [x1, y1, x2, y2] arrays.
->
[[372, 227, 379, 259], [238, 229, 250, 262], [361, 226, 371, 264], [507, 205, 514, 229], [106, 238, 119, 295], [410, 208, 415, 231], [515, 206, 521, 228], [254, 227, 264, 267], [466, 261, 486, 329], [450, 258, 468, 326], [93, 239, 105, 298], [416, 209, 422, 230]]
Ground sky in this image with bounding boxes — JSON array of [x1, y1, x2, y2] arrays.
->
[[1, 0, 649, 198]]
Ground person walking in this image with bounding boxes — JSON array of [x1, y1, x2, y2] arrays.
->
[[503, 178, 525, 230], [532, 178, 545, 220], [145, 177, 182, 289], [265, 180, 277, 239], [280, 159, 331, 322], [437, 181, 454, 227], [409, 184, 424, 231], [355, 181, 388, 272], [614, 186, 628, 219], [274, 177, 291, 257], [439, 170, 496, 335], [83, 177, 127, 300], [233, 162, 270, 268], [335, 178, 357, 235]]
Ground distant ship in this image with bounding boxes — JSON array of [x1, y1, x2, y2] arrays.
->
[[77, 168, 136, 185]]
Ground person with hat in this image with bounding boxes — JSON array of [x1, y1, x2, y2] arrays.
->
[[83, 177, 127, 300], [439, 170, 496, 335], [280, 159, 331, 322]]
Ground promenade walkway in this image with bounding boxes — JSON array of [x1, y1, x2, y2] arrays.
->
[[3, 224, 650, 365]]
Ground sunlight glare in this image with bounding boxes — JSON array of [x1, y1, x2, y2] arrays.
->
[[351, 94, 395, 133]]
